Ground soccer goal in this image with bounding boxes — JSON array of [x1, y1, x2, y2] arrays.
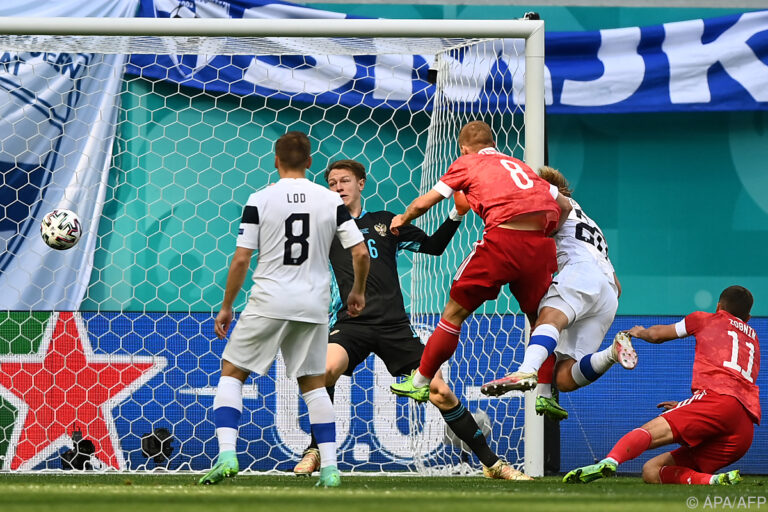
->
[[0, 16, 545, 476]]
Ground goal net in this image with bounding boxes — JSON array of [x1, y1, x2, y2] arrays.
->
[[0, 18, 545, 474]]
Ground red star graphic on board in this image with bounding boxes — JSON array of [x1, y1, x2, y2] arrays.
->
[[0, 312, 165, 470]]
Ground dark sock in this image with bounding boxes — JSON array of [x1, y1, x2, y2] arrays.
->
[[308, 386, 335, 450], [441, 403, 498, 467]]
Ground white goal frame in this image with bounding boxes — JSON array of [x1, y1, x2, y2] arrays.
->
[[0, 16, 546, 477]]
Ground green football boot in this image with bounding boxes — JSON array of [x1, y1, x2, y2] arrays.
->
[[535, 395, 568, 421], [315, 465, 341, 488], [198, 450, 239, 485], [712, 469, 742, 485], [390, 371, 430, 403], [563, 459, 617, 484]]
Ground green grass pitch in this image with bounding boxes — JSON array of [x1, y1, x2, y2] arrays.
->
[[0, 474, 765, 512]]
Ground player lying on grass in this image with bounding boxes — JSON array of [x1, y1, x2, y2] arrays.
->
[[200, 133, 370, 487], [564, 285, 759, 485], [389, 122, 571, 415], [293, 159, 531, 481], [481, 167, 636, 421]]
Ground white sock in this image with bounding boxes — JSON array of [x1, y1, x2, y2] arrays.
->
[[591, 344, 616, 374], [303, 387, 337, 468], [570, 360, 591, 388], [213, 376, 243, 454], [412, 370, 430, 388], [519, 324, 560, 374]]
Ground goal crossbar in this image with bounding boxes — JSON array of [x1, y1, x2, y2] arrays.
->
[[0, 17, 543, 40]]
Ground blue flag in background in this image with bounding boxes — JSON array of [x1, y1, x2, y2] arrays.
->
[[130, 0, 768, 113], [0, 0, 138, 310]]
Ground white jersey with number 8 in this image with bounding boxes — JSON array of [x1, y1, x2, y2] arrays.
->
[[236, 178, 364, 323]]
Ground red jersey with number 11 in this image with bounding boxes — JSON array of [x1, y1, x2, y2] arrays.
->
[[437, 148, 561, 233], [683, 310, 761, 424]]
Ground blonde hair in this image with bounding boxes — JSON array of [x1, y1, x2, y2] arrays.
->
[[538, 166, 572, 197], [458, 121, 495, 153]]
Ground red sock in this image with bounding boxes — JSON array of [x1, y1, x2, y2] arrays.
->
[[659, 466, 713, 485], [538, 354, 556, 385], [418, 318, 461, 379], [606, 428, 652, 464]]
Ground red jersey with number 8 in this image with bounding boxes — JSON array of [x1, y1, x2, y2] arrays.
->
[[684, 310, 761, 424], [438, 148, 561, 232]]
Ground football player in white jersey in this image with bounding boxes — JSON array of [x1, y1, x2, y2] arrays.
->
[[481, 167, 637, 407], [199, 132, 370, 487]]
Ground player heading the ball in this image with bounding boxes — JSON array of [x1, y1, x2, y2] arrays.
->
[[389, 120, 571, 401]]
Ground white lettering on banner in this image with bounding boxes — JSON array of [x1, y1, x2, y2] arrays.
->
[[502, 39, 555, 106], [560, 27, 644, 107], [373, 54, 415, 102], [241, 0, 353, 95], [373, 358, 444, 460], [440, 40, 499, 103], [244, 53, 357, 95], [243, 3, 346, 20], [273, 355, 350, 456], [664, 11, 768, 103]]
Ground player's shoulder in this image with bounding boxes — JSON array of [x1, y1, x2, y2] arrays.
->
[[356, 210, 394, 233], [364, 210, 396, 222], [568, 197, 582, 210]]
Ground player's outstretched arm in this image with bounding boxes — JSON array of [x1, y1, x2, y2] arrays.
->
[[412, 191, 470, 255], [413, 212, 464, 255], [215, 247, 253, 339], [656, 400, 679, 411], [346, 241, 370, 317], [391, 189, 445, 235], [627, 324, 680, 344]]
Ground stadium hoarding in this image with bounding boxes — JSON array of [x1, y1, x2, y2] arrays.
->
[[1, 311, 765, 474]]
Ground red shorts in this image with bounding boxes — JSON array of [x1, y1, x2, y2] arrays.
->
[[449, 227, 557, 315], [662, 390, 754, 474]]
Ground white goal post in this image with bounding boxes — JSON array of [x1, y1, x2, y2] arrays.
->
[[0, 16, 545, 476]]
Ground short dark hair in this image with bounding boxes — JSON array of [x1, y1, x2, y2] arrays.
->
[[275, 131, 311, 170], [718, 285, 753, 321], [324, 159, 366, 182]]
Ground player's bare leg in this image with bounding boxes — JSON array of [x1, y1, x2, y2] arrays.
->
[[391, 299, 471, 401], [424, 370, 532, 481], [642, 452, 676, 484], [199, 360, 248, 485], [482, 307, 569, 396]]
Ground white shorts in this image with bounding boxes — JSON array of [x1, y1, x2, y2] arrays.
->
[[538, 262, 618, 361], [222, 308, 328, 379]]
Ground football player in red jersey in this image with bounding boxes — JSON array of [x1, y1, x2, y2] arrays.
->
[[389, 120, 572, 400], [564, 285, 759, 486]]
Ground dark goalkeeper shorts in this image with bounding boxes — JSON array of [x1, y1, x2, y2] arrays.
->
[[329, 322, 424, 377]]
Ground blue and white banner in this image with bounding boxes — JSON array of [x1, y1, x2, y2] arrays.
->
[[129, 0, 768, 113], [0, 0, 138, 310]]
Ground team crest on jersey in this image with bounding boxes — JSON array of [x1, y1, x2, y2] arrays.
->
[[374, 223, 388, 237]]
